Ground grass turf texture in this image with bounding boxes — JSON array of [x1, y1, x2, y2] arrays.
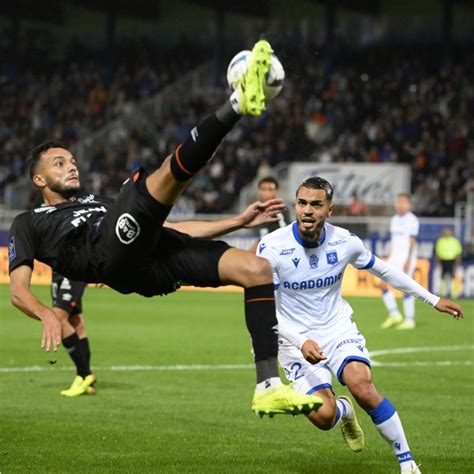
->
[[0, 285, 472, 473]]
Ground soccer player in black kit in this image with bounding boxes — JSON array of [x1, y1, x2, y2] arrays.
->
[[50, 271, 96, 396], [50, 199, 297, 398], [8, 40, 322, 416]]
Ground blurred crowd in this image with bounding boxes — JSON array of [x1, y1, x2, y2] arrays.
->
[[1, 40, 472, 217], [0, 35, 206, 208]]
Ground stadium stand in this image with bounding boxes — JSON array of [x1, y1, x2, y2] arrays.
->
[[0, 36, 472, 217]]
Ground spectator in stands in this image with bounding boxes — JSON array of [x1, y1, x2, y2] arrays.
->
[[346, 192, 369, 216]]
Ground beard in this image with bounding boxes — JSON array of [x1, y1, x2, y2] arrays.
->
[[47, 177, 81, 199]]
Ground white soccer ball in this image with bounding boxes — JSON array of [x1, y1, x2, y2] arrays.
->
[[226, 49, 285, 101]]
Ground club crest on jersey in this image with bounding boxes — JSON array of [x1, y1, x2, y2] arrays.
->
[[258, 242, 267, 254], [309, 254, 319, 269], [326, 251, 338, 265], [115, 213, 140, 245], [292, 258, 300, 268], [8, 236, 16, 262]]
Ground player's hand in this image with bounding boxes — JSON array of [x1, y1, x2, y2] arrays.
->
[[241, 199, 286, 228], [39, 311, 62, 352], [301, 339, 327, 364], [435, 298, 463, 320]]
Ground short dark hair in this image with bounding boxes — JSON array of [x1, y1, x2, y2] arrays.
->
[[296, 176, 334, 201], [29, 141, 66, 180], [258, 176, 279, 189]]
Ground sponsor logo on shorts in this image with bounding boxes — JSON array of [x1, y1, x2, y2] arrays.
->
[[115, 213, 141, 245], [60, 278, 71, 290], [62, 293, 72, 301], [335, 338, 363, 350], [8, 236, 16, 262]]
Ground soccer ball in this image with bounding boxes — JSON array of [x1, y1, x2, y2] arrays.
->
[[226, 49, 285, 101]]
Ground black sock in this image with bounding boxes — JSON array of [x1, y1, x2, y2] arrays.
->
[[62, 333, 89, 378], [244, 284, 279, 383], [169, 102, 240, 181], [78, 337, 91, 375]]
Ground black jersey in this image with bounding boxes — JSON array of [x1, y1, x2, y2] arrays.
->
[[253, 209, 291, 240], [9, 193, 113, 281], [8, 169, 230, 298]]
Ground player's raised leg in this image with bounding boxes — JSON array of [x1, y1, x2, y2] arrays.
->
[[218, 248, 322, 416], [144, 40, 273, 209], [343, 361, 421, 473]]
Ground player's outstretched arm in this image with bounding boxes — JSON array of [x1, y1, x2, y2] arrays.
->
[[10, 265, 62, 352], [165, 198, 286, 238], [368, 257, 463, 318]]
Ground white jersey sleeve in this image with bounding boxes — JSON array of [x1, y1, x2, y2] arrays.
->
[[369, 256, 439, 306], [348, 234, 375, 270], [256, 239, 280, 286]]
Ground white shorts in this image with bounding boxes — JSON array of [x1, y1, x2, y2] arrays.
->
[[278, 322, 371, 394]]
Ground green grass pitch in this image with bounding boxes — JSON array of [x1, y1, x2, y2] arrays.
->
[[0, 284, 473, 473]]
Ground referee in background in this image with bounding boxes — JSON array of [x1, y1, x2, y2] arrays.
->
[[434, 227, 463, 298]]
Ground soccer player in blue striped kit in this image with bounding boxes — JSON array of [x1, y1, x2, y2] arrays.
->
[[257, 177, 463, 473]]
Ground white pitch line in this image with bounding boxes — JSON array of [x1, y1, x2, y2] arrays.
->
[[0, 363, 254, 373], [371, 360, 473, 368], [0, 345, 473, 373], [369, 344, 474, 357]]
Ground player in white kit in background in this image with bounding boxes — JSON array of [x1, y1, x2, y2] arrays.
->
[[257, 177, 463, 474], [380, 194, 420, 330]]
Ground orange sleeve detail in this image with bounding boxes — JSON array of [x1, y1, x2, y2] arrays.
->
[[245, 297, 275, 303], [174, 144, 192, 175]]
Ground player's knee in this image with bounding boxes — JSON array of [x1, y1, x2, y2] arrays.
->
[[307, 399, 336, 430], [68, 313, 80, 326], [248, 256, 273, 285], [52, 307, 70, 322], [348, 379, 379, 406]]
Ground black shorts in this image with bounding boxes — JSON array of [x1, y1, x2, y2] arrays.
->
[[51, 271, 87, 314], [91, 169, 231, 297], [440, 260, 456, 277]]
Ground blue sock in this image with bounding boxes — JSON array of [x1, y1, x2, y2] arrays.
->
[[369, 398, 414, 467]]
